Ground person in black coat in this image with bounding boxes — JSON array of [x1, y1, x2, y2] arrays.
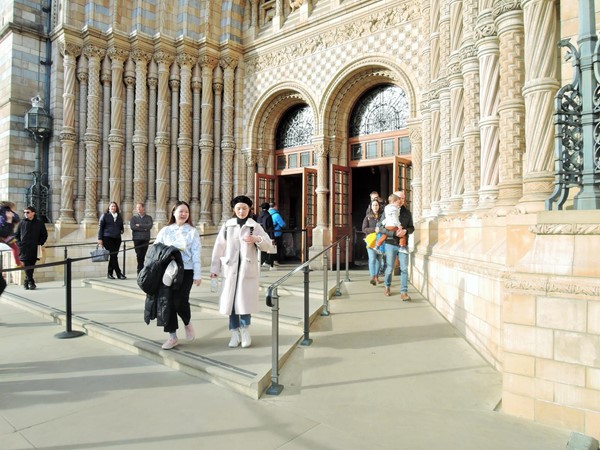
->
[[15, 205, 48, 290], [98, 201, 126, 280]]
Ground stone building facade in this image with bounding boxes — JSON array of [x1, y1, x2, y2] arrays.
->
[[1, 0, 600, 439]]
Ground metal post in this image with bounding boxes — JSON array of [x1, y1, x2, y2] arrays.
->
[[301, 229, 312, 345], [321, 251, 330, 316], [345, 235, 351, 281], [122, 241, 127, 277], [266, 287, 284, 395], [334, 242, 342, 296], [55, 258, 84, 339], [574, 0, 600, 209]]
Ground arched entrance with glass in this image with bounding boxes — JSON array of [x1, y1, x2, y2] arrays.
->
[[348, 84, 412, 263]]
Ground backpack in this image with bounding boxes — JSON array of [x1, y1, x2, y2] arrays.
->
[[258, 211, 274, 237]]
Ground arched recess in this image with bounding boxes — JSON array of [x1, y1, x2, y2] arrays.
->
[[246, 81, 319, 171], [320, 55, 419, 144]]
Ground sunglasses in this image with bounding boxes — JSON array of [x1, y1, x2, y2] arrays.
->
[[23, 211, 31, 214]]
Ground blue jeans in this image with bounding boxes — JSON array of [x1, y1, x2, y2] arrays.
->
[[366, 247, 382, 277], [229, 314, 251, 330], [398, 250, 409, 294], [383, 243, 399, 288]]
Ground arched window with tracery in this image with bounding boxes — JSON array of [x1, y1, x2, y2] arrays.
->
[[275, 105, 314, 172], [350, 84, 409, 137]]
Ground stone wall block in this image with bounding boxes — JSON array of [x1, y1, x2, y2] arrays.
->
[[554, 331, 600, 368], [536, 358, 586, 387], [535, 400, 585, 431], [537, 296, 587, 333], [503, 352, 535, 376], [504, 293, 536, 325], [503, 323, 553, 359], [502, 391, 534, 419]]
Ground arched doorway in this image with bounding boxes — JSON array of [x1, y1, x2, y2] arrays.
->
[[348, 84, 412, 264]]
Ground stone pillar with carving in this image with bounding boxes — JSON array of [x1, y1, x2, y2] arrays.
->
[[146, 60, 158, 217], [82, 45, 106, 226], [177, 53, 194, 203], [100, 56, 111, 208], [123, 58, 135, 217], [235, 62, 246, 195], [58, 42, 81, 225], [75, 56, 88, 222], [408, 123, 423, 221], [154, 51, 174, 225], [220, 54, 238, 222], [314, 139, 329, 229], [131, 49, 151, 210], [199, 55, 217, 225], [245, 150, 256, 197], [460, 0, 481, 212], [475, 9, 500, 210], [420, 0, 432, 217], [212, 66, 224, 224], [494, 0, 525, 212], [191, 63, 201, 220], [438, 0, 452, 215], [169, 63, 180, 206], [430, 97, 441, 216], [107, 47, 128, 205], [518, 0, 559, 212]]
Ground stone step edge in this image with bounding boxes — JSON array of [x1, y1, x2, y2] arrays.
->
[[0, 293, 301, 400]]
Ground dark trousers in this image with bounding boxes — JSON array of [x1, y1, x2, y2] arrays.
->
[[164, 269, 193, 333], [274, 235, 284, 263], [133, 239, 149, 273], [103, 236, 122, 276], [260, 251, 273, 267], [21, 258, 37, 284]]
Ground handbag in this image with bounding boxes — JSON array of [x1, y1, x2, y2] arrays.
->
[[90, 245, 110, 262], [267, 243, 278, 254]]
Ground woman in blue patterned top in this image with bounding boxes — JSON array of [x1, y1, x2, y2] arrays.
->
[[154, 200, 202, 350]]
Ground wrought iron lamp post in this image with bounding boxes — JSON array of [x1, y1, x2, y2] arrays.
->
[[24, 95, 52, 222]]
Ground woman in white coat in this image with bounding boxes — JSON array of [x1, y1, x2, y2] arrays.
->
[[210, 195, 273, 348]]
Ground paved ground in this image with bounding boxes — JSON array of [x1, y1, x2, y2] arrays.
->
[[0, 267, 572, 450]]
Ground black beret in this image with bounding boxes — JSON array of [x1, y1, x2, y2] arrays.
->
[[231, 195, 253, 208]]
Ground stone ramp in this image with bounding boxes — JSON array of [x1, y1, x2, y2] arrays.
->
[[1, 267, 340, 399]]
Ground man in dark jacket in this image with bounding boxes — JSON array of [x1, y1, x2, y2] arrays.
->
[[15, 205, 48, 290], [130, 202, 153, 274]]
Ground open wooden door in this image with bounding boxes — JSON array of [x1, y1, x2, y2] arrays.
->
[[254, 173, 277, 211], [330, 164, 352, 266], [302, 167, 317, 262], [393, 156, 412, 209]]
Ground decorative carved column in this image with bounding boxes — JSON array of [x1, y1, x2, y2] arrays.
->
[[422, 101, 433, 216], [123, 58, 135, 217], [235, 61, 245, 195], [420, 0, 432, 217], [191, 63, 201, 220], [177, 53, 195, 203], [57, 42, 81, 224], [518, 0, 559, 212], [107, 46, 128, 205], [154, 51, 174, 225], [82, 45, 106, 225], [438, 0, 452, 215], [447, 0, 465, 214], [131, 49, 151, 209], [146, 60, 158, 217], [494, 0, 525, 212], [100, 56, 111, 208], [460, 0, 481, 212], [169, 62, 180, 206], [199, 55, 217, 225], [430, 95, 441, 216], [245, 151, 256, 196], [212, 65, 224, 224], [75, 56, 88, 222], [220, 54, 238, 222], [314, 139, 329, 229], [475, 9, 500, 210], [408, 123, 423, 221]]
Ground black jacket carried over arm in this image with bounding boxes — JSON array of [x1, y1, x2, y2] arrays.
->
[[15, 217, 48, 261], [139, 242, 184, 326]]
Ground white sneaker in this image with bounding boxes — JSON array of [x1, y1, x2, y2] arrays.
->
[[273, 261, 281, 266], [161, 336, 178, 350], [269, 266, 276, 271], [228, 329, 241, 348], [262, 262, 269, 267], [184, 323, 195, 341], [240, 326, 252, 348]]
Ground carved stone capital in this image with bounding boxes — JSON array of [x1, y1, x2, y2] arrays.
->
[[77, 72, 89, 83], [148, 78, 158, 88], [460, 44, 478, 60], [60, 132, 77, 142], [83, 44, 106, 61], [108, 135, 125, 144], [177, 53, 196, 68], [169, 79, 180, 89], [314, 143, 328, 158], [199, 55, 217, 69], [409, 127, 422, 145], [107, 47, 129, 62], [60, 42, 82, 58], [124, 76, 135, 87], [493, 0, 522, 20], [130, 48, 152, 63], [220, 55, 239, 71], [154, 51, 174, 66], [475, 13, 497, 40]]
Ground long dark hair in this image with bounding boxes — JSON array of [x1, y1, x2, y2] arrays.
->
[[167, 200, 193, 226], [366, 199, 382, 220], [105, 201, 120, 214]]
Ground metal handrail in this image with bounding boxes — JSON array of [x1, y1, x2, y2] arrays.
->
[[264, 233, 350, 396]]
